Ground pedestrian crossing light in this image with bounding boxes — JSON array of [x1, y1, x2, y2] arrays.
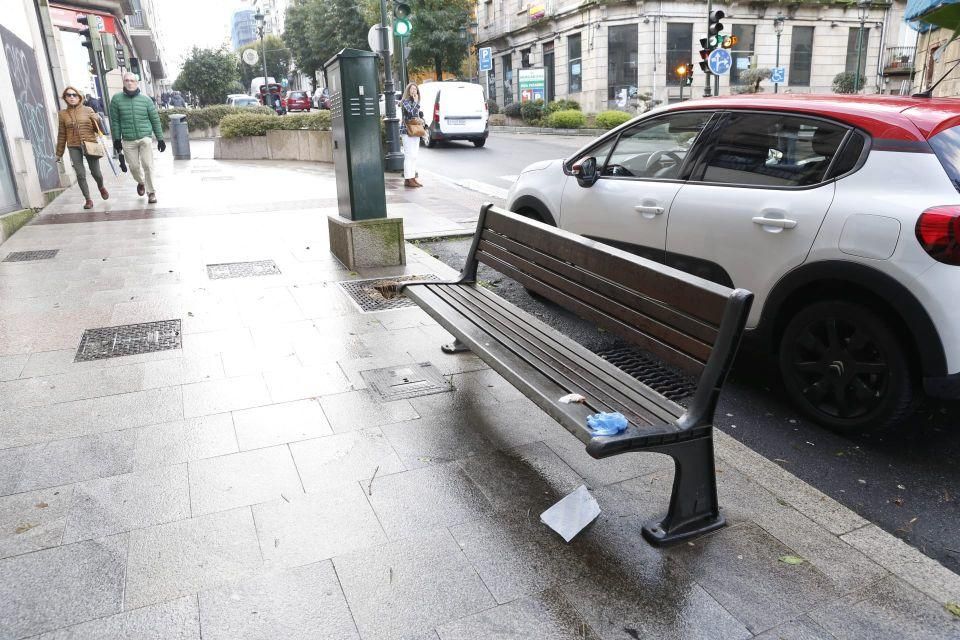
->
[[393, 2, 412, 37], [684, 63, 694, 85], [676, 63, 688, 79], [77, 14, 101, 53]]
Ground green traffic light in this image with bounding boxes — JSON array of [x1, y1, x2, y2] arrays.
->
[[394, 18, 411, 36]]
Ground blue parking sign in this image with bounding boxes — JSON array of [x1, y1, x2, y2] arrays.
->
[[479, 47, 492, 72], [771, 67, 786, 84], [707, 48, 732, 75]]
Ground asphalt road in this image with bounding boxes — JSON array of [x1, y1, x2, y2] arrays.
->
[[415, 132, 960, 574]]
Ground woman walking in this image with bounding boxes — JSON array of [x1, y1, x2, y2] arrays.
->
[[399, 83, 424, 188], [56, 86, 108, 209]]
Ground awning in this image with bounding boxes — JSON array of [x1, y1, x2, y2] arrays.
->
[[905, 0, 960, 32]]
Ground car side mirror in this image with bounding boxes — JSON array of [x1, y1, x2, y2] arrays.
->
[[572, 157, 599, 188]]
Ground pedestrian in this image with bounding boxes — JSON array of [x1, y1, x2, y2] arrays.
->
[[109, 72, 165, 204], [399, 83, 424, 188], [84, 92, 109, 135], [56, 85, 108, 210]]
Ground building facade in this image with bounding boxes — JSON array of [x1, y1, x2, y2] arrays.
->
[[478, 0, 918, 112], [912, 26, 960, 97], [232, 8, 258, 50]]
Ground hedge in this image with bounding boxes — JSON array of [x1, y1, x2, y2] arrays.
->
[[158, 105, 275, 131], [520, 99, 546, 124], [595, 110, 633, 130], [546, 109, 586, 129], [219, 111, 332, 138], [503, 102, 522, 118], [546, 99, 580, 113]]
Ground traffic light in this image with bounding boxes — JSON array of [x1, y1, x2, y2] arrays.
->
[[708, 10, 725, 39], [676, 63, 688, 81], [393, 2, 412, 37], [699, 37, 711, 73], [721, 35, 739, 49], [101, 32, 117, 71], [77, 14, 101, 53], [684, 63, 694, 86]]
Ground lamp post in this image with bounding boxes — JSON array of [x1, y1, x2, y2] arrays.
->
[[378, 0, 403, 172], [773, 13, 785, 94], [854, 0, 870, 94], [459, 22, 480, 84], [254, 10, 270, 108]]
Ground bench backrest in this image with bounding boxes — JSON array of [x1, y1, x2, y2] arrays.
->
[[462, 204, 753, 427]]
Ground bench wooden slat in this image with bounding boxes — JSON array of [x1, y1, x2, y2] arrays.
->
[[479, 230, 720, 345], [483, 208, 730, 325], [434, 284, 682, 427], [476, 248, 708, 375], [477, 238, 715, 362]]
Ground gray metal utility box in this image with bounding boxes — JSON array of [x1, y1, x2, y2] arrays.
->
[[325, 48, 387, 221]]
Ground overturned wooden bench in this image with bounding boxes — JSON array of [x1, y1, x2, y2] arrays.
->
[[401, 204, 753, 545]]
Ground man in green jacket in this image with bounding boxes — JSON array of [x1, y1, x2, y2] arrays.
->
[[110, 72, 165, 203]]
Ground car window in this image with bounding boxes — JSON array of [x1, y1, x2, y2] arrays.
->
[[699, 113, 847, 187], [600, 112, 712, 180], [928, 126, 960, 193]]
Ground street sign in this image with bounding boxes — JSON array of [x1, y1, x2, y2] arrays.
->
[[518, 68, 545, 102], [771, 67, 786, 84], [242, 48, 258, 66], [367, 24, 394, 55], [707, 48, 732, 75], [478, 47, 492, 72]]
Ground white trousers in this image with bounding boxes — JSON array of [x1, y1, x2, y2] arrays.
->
[[121, 137, 156, 194], [402, 134, 420, 179]]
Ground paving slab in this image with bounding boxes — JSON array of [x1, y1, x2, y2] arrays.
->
[[232, 398, 332, 450], [0, 484, 74, 560], [33, 595, 201, 640], [188, 445, 304, 516], [289, 427, 405, 492], [319, 389, 421, 433], [436, 590, 600, 640], [132, 413, 239, 469]]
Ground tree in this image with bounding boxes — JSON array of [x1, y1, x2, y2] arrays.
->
[[173, 46, 240, 106], [406, 0, 473, 81], [832, 71, 866, 94], [239, 35, 292, 90], [734, 68, 772, 94], [284, 0, 370, 82]]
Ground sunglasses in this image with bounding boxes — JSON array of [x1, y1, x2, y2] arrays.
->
[[64, 93, 79, 98]]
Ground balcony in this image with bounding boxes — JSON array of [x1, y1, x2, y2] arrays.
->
[[128, 10, 146, 29], [883, 46, 915, 75]]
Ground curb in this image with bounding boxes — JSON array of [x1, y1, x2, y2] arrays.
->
[[0, 209, 36, 246]]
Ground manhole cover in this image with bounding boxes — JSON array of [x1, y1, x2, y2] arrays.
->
[[2, 250, 58, 262], [338, 274, 438, 312], [75, 320, 182, 362], [596, 346, 697, 404], [206, 260, 281, 279], [361, 362, 452, 400]]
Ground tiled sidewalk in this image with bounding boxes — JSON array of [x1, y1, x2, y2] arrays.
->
[[0, 149, 958, 639]]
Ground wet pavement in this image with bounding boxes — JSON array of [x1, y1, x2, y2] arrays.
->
[[0, 145, 958, 639]]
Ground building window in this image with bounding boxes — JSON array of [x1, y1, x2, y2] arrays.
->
[[502, 54, 514, 103], [729, 25, 755, 86], [666, 23, 692, 86], [845, 27, 870, 76], [789, 26, 813, 86], [607, 24, 638, 109], [568, 33, 582, 93]]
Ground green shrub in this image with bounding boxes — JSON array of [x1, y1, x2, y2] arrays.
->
[[486, 99, 500, 115], [546, 99, 581, 114], [158, 105, 274, 131], [503, 102, 522, 118], [219, 110, 332, 138], [520, 99, 545, 124], [595, 110, 633, 130], [832, 71, 865, 94], [546, 109, 586, 129]]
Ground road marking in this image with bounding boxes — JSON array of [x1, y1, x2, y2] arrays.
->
[[453, 179, 508, 200], [498, 175, 519, 184]]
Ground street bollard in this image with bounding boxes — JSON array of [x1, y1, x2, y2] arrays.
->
[[168, 114, 191, 160]]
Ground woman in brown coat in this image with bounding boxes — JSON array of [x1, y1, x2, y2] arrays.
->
[[56, 86, 108, 209]]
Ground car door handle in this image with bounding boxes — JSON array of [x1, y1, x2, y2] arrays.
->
[[752, 216, 797, 229], [634, 205, 664, 218]]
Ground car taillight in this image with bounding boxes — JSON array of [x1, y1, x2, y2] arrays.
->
[[433, 103, 440, 123], [916, 206, 960, 265]]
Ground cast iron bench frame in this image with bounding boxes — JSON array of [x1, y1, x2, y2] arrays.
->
[[402, 204, 753, 545]]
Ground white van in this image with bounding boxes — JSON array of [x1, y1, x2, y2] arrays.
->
[[417, 81, 488, 148]]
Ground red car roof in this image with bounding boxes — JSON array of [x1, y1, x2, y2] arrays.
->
[[668, 94, 960, 142]]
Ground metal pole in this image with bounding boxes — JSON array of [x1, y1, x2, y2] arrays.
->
[[774, 33, 781, 94], [379, 0, 404, 172], [260, 27, 270, 107], [854, 19, 864, 93], [704, 0, 713, 97]]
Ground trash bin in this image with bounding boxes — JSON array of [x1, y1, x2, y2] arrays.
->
[[168, 114, 191, 160]]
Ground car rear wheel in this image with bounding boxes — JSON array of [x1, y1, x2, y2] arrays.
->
[[778, 300, 912, 433], [473, 138, 486, 148]]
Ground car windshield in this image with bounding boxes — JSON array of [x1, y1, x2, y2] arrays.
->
[[928, 126, 960, 193]]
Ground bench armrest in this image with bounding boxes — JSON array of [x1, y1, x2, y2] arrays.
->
[[585, 422, 711, 459]]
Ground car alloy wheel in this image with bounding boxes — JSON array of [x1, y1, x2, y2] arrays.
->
[[778, 300, 912, 432]]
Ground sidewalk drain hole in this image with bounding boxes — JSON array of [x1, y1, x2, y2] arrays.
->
[[596, 346, 697, 404], [362, 362, 452, 400], [339, 274, 438, 312], [207, 260, 281, 279], [75, 319, 182, 362], [3, 250, 58, 262]]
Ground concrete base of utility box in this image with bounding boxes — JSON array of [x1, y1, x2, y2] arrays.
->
[[327, 215, 406, 270]]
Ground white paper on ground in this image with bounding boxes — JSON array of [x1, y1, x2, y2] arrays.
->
[[540, 485, 601, 543]]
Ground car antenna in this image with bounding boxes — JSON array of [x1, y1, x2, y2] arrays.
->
[[913, 57, 960, 97]]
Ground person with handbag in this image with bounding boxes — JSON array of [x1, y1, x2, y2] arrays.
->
[[110, 72, 165, 204], [399, 83, 425, 188], [55, 85, 108, 210]]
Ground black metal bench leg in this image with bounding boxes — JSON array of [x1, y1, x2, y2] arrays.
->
[[642, 433, 725, 546], [441, 338, 471, 354]]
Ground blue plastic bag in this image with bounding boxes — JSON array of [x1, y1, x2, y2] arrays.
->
[[586, 411, 628, 436]]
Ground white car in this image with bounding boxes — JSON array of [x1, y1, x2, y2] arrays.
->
[[417, 81, 488, 148], [506, 94, 960, 432]]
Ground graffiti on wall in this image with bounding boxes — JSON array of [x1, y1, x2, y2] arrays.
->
[[1, 25, 57, 191]]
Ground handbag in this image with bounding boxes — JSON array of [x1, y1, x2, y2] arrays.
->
[[76, 113, 103, 158], [405, 117, 426, 138]]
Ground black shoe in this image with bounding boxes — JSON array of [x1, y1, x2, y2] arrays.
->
[[137, 183, 145, 196]]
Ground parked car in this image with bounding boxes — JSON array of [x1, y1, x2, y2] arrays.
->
[[313, 87, 331, 110], [226, 95, 260, 108], [417, 81, 488, 148], [285, 90, 311, 112], [506, 94, 960, 433]]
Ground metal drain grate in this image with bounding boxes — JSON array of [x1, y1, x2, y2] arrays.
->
[[206, 260, 281, 279], [75, 319, 182, 362], [362, 362, 452, 400], [339, 274, 439, 312], [597, 346, 697, 404], [2, 250, 58, 262]]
